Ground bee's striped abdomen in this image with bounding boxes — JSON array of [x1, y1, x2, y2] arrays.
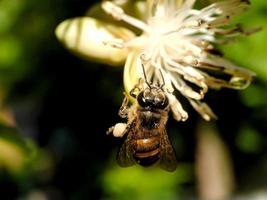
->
[[132, 136, 160, 166]]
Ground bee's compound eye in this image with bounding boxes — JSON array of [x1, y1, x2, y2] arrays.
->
[[137, 91, 147, 107], [138, 89, 155, 107], [154, 93, 164, 104], [155, 93, 169, 109], [143, 90, 154, 102]]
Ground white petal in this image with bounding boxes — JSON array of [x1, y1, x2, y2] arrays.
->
[[123, 49, 143, 99], [55, 17, 136, 66], [146, 0, 186, 17]]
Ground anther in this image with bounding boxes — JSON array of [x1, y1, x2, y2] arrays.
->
[[101, 1, 150, 32], [102, 1, 124, 21]]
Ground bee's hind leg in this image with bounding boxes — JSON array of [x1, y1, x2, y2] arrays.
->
[[106, 123, 127, 137], [107, 93, 133, 137]]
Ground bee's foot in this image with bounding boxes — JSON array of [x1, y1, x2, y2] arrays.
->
[[106, 126, 114, 135]]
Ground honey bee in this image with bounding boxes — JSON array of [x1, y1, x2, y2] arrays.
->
[[107, 79, 177, 172]]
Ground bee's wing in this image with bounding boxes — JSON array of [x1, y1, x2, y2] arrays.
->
[[159, 129, 178, 172], [116, 122, 135, 167]]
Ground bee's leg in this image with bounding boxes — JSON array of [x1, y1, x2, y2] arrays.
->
[[129, 78, 144, 98], [106, 126, 114, 135], [118, 94, 129, 118], [106, 123, 127, 137]]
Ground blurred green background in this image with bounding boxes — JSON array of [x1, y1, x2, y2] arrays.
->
[[0, 0, 267, 199]]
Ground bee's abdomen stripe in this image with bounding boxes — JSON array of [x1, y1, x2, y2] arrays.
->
[[132, 136, 161, 166], [134, 137, 159, 152], [135, 148, 160, 158]]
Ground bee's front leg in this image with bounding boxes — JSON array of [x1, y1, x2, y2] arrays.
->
[[106, 123, 127, 137], [118, 94, 129, 118]]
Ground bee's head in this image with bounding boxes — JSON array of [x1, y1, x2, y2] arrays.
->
[[137, 87, 169, 109]]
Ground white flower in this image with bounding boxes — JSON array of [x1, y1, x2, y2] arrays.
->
[[55, 0, 257, 121]]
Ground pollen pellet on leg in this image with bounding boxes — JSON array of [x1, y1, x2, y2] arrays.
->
[[113, 123, 127, 137]]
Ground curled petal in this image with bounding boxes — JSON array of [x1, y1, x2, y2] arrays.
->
[[55, 17, 136, 66], [204, 75, 252, 90], [198, 55, 255, 89]]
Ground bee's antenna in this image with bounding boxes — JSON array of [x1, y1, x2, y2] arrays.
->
[[141, 61, 151, 89], [159, 68, 165, 89]]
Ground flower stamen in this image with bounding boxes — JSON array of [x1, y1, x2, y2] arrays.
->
[[56, 0, 258, 121], [102, 1, 150, 33]]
